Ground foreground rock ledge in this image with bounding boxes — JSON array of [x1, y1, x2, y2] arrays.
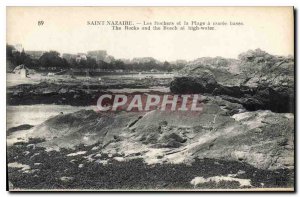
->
[[8, 99, 294, 171]]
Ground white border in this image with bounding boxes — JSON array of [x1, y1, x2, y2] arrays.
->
[[1, 0, 298, 196]]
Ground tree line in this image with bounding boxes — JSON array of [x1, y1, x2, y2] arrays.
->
[[6, 44, 184, 72]]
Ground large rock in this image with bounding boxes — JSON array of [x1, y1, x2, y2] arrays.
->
[[170, 70, 218, 94], [170, 50, 294, 113], [13, 97, 294, 170], [28, 110, 144, 149]]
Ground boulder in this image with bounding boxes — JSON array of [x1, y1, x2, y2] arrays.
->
[[170, 50, 294, 113], [170, 70, 218, 94], [15, 99, 294, 170]]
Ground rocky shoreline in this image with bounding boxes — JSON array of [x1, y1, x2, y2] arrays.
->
[[7, 49, 295, 190], [8, 139, 294, 190]]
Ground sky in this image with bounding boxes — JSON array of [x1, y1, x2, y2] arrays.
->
[[7, 7, 294, 61]]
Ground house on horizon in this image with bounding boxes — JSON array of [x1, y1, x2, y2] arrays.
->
[[76, 53, 87, 63], [12, 44, 23, 54], [87, 50, 107, 62], [13, 64, 28, 78]]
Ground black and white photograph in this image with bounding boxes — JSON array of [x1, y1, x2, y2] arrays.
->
[[5, 6, 295, 191]]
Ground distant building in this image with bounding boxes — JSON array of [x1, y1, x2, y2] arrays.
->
[[12, 44, 23, 53], [78, 53, 87, 59], [26, 50, 46, 59], [13, 64, 28, 78], [20, 68, 27, 78], [76, 53, 87, 63], [87, 50, 107, 61], [62, 53, 88, 63]]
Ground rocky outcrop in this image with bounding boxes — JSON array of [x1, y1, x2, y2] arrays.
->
[[170, 49, 294, 113], [26, 110, 143, 149], [7, 124, 33, 135], [10, 96, 293, 170], [6, 49, 294, 189], [171, 81, 294, 113], [7, 77, 172, 106], [170, 70, 218, 94]]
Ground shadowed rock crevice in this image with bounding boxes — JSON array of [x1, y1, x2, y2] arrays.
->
[[171, 80, 294, 113]]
